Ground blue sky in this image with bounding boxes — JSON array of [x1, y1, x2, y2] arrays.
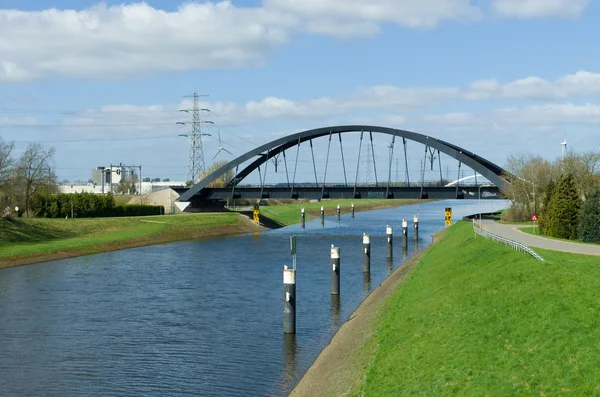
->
[[0, 0, 599, 184]]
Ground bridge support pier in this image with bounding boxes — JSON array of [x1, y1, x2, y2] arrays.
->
[[363, 233, 371, 273], [284, 266, 296, 334], [331, 245, 340, 295]]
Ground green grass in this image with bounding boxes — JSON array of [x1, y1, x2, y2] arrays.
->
[[0, 213, 240, 262], [358, 221, 600, 396], [259, 199, 426, 226]]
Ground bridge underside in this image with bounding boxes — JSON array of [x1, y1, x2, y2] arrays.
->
[[174, 185, 502, 201]]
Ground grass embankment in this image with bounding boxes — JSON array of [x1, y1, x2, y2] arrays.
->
[[295, 221, 600, 396], [358, 221, 600, 395], [0, 199, 425, 269], [259, 199, 429, 227], [0, 213, 258, 269]]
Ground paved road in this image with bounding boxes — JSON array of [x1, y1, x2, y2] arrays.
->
[[480, 219, 600, 256]]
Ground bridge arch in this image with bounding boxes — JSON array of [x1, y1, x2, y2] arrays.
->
[[178, 125, 511, 202]]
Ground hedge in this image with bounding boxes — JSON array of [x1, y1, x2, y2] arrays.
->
[[33, 193, 164, 218]]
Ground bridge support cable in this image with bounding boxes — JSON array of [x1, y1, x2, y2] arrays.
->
[[291, 137, 301, 198], [474, 169, 478, 185], [258, 165, 263, 188], [338, 133, 348, 187], [353, 130, 364, 198], [403, 138, 410, 186], [259, 151, 270, 198], [309, 140, 319, 187], [322, 131, 333, 198], [438, 150, 443, 186], [420, 144, 428, 198], [386, 134, 396, 198], [369, 131, 378, 187], [230, 164, 239, 200], [283, 150, 290, 188], [456, 161, 462, 198]]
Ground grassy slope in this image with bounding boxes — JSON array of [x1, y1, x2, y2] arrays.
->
[[358, 221, 600, 396], [259, 199, 426, 227], [0, 214, 240, 264]]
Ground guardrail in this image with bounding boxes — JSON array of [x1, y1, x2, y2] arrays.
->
[[473, 220, 545, 262]]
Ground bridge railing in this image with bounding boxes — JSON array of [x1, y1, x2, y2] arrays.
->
[[231, 182, 494, 189], [473, 220, 545, 262]]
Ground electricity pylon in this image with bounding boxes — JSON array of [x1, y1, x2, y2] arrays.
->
[[177, 91, 214, 183]]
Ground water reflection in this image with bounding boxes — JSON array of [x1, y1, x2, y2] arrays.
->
[[362, 272, 371, 294], [281, 333, 297, 391], [330, 295, 341, 327], [386, 257, 393, 276]]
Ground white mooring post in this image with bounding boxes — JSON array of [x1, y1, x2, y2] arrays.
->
[[413, 215, 419, 240], [363, 233, 371, 273], [331, 245, 340, 295], [284, 236, 297, 334], [386, 225, 393, 259]]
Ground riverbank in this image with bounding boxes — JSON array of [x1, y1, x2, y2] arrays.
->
[[0, 213, 266, 270], [0, 199, 425, 270], [258, 198, 432, 227], [292, 221, 600, 395]]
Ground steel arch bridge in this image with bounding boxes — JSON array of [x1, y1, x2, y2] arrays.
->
[[177, 125, 511, 203]]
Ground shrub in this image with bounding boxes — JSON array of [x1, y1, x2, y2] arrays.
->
[[32, 193, 164, 218], [579, 187, 600, 244]]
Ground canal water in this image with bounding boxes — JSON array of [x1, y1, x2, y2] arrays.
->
[[0, 200, 508, 396]]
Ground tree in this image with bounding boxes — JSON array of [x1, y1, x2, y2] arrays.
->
[[199, 160, 234, 188], [14, 142, 58, 216], [0, 137, 14, 191], [503, 153, 553, 221], [578, 187, 600, 244], [545, 174, 582, 240]]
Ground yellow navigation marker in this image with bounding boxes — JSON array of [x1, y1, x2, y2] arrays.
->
[[445, 207, 452, 227], [253, 204, 260, 223]]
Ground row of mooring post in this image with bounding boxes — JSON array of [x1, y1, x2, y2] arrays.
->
[[285, 215, 420, 334], [302, 203, 354, 229]]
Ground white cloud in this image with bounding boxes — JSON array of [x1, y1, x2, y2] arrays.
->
[[5, 0, 583, 82], [266, 0, 482, 33], [0, 2, 293, 81], [492, 0, 590, 18]]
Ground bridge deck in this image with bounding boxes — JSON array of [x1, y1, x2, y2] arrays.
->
[[174, 185, 502, 201]]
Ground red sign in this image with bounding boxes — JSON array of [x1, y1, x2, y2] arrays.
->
[[531, 214, 538, 222]]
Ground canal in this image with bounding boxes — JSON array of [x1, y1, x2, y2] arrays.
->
[[0, 199, 508, 396]]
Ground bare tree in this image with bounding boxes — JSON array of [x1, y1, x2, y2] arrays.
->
[[0, 137, 14, 191], [15, 142, 58, 216]]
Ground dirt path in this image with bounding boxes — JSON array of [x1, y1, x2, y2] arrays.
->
[[481, 219, 600, 256], [289, 230, 446, 397]]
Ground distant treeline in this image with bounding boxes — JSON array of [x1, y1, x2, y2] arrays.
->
[[33, 192, 164, 218]]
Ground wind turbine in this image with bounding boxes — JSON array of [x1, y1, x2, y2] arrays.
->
[[561, 131, 568, 160], [213, 130, 233, 163]]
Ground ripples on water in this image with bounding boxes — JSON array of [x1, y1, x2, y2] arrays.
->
[[0, 200, 508, 396]]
